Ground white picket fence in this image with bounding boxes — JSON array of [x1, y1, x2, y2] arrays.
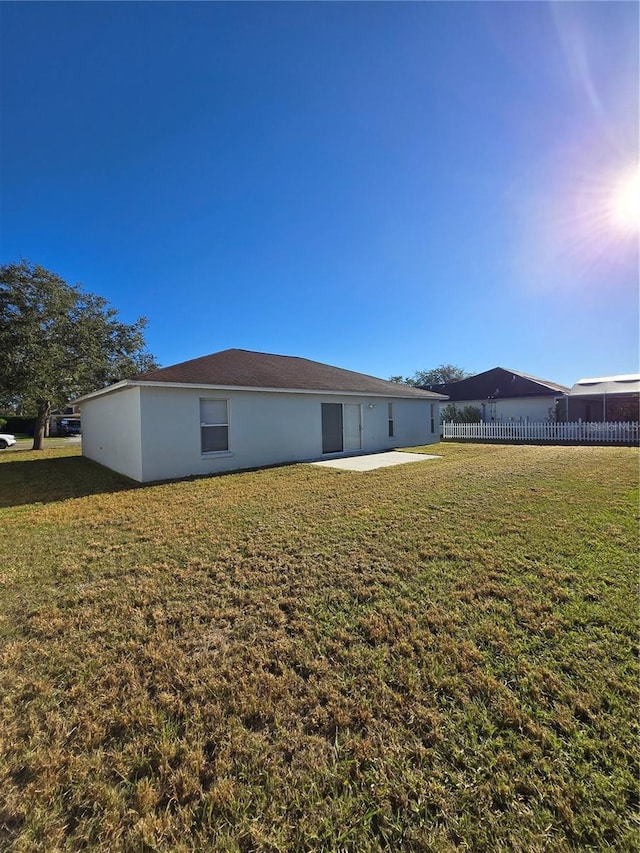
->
[[441, 421, 640, 445]]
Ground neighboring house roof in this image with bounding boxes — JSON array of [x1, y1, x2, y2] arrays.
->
[[568, 374, 640, 397], [77, 349, 448, 402], [423, 367, 570, 401]]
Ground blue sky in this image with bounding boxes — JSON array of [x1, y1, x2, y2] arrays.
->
[[1, 1, 637, 388]]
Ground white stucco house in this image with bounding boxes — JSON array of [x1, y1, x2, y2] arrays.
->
[[424, 367, 569, 423], [76, 349, 447, 483]]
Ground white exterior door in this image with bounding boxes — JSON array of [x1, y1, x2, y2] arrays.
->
[[343, 404, 362, 451]]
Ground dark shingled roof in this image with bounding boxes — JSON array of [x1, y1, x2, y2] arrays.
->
[[135, 349, 445, 399], [423, 367, 569, 401]]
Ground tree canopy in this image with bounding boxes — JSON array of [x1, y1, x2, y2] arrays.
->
[[0, 260, 159, 448], [389, 364, 470, 387]]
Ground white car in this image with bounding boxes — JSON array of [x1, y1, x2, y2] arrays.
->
[[0, 433, 16, 450]]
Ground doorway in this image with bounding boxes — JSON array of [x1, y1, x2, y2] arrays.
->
[[321, 403, 362, 454], [343, 404, 362, 452]]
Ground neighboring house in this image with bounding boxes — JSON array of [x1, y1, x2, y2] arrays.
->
[[50, 405, 81, 436], [424, 367, 569, 423], [77, 348, 447, 483], [567, 374, 640, 422]]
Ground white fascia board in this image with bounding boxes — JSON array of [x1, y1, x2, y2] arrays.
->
[[75, 379, 448, 403], [123, 380, 448, 401], [74, 380, 136, 404]]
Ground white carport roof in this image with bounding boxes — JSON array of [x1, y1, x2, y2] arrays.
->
[[568, 375, 640, 396]]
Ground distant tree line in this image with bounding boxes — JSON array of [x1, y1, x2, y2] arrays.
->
[[389, 364, 470, 387]]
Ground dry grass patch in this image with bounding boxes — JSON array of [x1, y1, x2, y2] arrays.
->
[[1, 443, 638, 851]]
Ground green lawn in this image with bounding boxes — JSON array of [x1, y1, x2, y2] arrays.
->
[[1, 443, 638, 852]]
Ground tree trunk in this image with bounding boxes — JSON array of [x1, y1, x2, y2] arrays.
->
[[32, 401, 51, 450]]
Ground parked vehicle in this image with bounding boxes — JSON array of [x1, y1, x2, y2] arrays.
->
[[60, 419, 82, 436], [0, 433, 16, 449]]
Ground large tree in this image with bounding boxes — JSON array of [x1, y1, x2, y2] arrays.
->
[[0, 260, 159, 449], [389, 364, 470, 387], [411, 364, 470, 386]]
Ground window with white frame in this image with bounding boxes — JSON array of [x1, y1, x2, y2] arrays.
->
[[200, 399, 229, 453], [388, 402, 394, 438], [430, 403, 436, 433]]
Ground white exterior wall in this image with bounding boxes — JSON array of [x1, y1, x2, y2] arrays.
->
[[453, 396, 560, 423], [129, 386, 438, 483], [80, 386, 143, 480]]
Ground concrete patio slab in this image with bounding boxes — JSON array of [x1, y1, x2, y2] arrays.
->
[[310, 451, 440, 471]]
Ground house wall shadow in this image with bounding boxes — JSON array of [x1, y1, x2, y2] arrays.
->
[[0, 455, 141, 509]]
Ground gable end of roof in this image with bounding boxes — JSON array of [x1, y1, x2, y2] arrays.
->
[[422, 366, 570, 400]]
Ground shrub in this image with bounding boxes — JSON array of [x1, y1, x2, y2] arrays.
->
[[2, 416, 36, 436], [441, 403, 482, 423]]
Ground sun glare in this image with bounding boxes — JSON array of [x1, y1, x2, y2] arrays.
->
[[609, 166, 640, 232]]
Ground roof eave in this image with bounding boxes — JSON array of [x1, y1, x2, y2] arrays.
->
[[74, 380, 135, 404], [78, 379, 447, 401]]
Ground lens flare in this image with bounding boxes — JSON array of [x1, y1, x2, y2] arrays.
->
[[608, 166, 640, 232]]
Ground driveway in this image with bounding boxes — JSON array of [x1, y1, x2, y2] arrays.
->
[[310, 450, 440, 471]]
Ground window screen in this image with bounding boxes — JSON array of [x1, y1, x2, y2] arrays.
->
[[200, 399, 229, 453]]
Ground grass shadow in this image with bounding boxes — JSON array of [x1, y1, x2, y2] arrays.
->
[[0, 454, 140, 509]]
